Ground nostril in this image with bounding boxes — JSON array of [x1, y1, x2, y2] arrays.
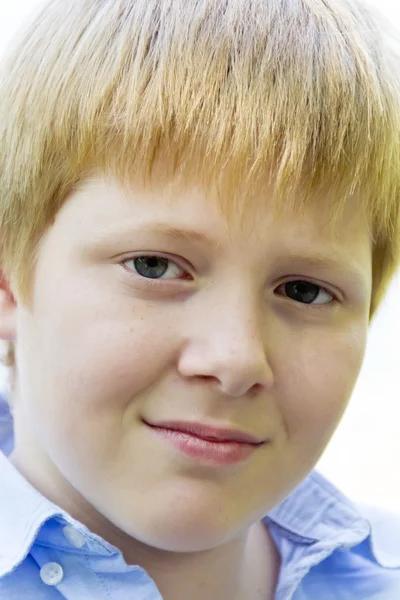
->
[[250, 383, 263, 396], [197, 375, 218, 383]]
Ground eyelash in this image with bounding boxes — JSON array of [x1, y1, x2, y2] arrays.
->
[[121, 255, 338, 308]]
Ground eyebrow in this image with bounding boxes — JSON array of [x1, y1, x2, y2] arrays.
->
[[146, 223, 219, 247], [91, 221, 221, 250]]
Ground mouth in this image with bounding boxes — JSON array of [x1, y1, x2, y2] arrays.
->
[[143, 420, 267, 466]]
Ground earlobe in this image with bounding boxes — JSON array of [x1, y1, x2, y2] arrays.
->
[[0, 272, 16, 341]]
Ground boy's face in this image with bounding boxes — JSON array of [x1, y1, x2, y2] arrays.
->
[[10, 174, 372, 552]]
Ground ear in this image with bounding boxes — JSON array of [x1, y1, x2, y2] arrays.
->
[[0, 270, 16, 341]]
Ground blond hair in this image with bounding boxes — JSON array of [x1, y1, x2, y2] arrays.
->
[[1, 0, 400, 371]]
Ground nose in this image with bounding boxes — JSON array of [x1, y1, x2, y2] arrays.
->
[[177, 294, 274, 398]]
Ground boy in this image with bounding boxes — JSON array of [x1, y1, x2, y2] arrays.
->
[[0, 0, 400, 598]]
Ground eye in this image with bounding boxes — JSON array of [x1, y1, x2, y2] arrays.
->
[[275, 280, 335, 305], [123, 255, 190, 280]]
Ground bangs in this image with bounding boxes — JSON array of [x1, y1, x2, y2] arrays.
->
[[56, 0, 400, 235]]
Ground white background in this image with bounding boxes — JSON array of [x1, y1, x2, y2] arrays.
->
[[0, 0, 399, 514]]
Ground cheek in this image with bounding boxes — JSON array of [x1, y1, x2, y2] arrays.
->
[[18, 292, 178, 437], [279, 324, 367, 446]]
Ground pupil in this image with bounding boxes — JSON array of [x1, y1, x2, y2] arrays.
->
[[286, 281, 319, 304], [134, 256, 169, 279]]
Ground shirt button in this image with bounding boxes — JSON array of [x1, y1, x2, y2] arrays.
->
[[40, 562, 64, 586], [63, 524, 86, 548]]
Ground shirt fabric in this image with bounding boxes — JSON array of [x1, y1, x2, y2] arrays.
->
[[0, 393, 399, 599]]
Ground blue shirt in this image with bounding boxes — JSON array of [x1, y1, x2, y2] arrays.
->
[[0, 393, 399, 599]]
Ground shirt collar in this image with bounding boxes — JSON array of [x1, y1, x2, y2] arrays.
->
[[0, 450, 397, 578], [0, 451, 61, 577], [266, 469, 370, 544], [265, 469, 400, 569]]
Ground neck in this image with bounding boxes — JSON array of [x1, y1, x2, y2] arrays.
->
[[111, 519, 280, 600]]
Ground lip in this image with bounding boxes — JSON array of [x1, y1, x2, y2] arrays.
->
[[144, 421, 266, 465], [143, 419, 266, 444]]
